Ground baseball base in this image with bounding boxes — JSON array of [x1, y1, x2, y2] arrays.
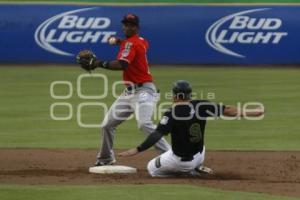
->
[[89, 165, 137, 174]]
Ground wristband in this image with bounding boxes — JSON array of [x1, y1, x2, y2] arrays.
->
[[98, 61, 110, 69]]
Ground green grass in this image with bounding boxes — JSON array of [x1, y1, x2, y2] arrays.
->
[[2, 0, 300, 4], [0, 66, 299, 150], [0, 184, 298, 200]]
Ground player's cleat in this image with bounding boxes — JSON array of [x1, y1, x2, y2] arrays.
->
[[194, 165, 214, 175], [94, 159, 116, 166]]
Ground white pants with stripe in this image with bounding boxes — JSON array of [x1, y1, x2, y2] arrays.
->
[[147, 147, 205, 177]]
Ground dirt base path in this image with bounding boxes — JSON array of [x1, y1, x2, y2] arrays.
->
[[0, 149, 299, 198]]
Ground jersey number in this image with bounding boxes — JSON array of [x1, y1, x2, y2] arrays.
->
[[189, 123, 202, 143]]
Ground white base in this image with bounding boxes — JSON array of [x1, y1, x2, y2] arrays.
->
[[89, 165, 137, 174]]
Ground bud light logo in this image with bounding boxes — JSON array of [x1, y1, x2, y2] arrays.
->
[[205, 8, 288, 58], [34, 8, 116, 56]]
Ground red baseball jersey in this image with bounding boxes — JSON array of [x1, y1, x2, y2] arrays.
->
[[117, 34, 153, 84]]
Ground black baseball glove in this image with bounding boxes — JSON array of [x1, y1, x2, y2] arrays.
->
[[76, 50, 98, 72]]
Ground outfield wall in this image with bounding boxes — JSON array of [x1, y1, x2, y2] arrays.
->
[[1, 4, 300, 64]]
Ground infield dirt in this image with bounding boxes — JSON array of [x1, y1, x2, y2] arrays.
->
[[0, 149, 299, 198]]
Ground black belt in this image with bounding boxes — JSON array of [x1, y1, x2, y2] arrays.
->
[[180, 150, 203, 162], [126, 83, 144, 91], [179, 156, 193, 162]]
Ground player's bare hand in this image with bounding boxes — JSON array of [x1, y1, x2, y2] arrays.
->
[[108, 36, 122, 45], [118, 148, 139, 157]]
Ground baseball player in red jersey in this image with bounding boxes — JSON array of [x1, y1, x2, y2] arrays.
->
[[76, 14, 170, 166]]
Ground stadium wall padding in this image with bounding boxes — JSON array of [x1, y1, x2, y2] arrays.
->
[[1, 4, 300, 64]]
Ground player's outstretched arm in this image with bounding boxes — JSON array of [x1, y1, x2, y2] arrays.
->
[[223, 105, 265, 117], [118, 130, 164, 157], [118, 148, 139, 157], [76, 50, 128, 72], [95, 60, 128, 71]]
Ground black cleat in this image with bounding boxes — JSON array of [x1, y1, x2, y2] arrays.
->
[[94, 159, 116, 166]]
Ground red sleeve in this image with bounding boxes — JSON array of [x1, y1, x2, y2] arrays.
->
[[117, 41, 136, 64]]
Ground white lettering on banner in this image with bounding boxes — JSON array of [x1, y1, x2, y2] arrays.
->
[[216, 31, 287, 44], [206, 8, 288, 58], [34, 8, 117, 56], [58, 16, 110, 29], [229, 17, 282, 30], [44, 30, 115, 43]]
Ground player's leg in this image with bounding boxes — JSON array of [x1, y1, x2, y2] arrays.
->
[[147, 151, 207, 177], [190, 147, 213, 175], [96, 95, 133, 165], [147, 150, 179, 177], [193, 146, 206, 168], [133, 89, 170, 153]]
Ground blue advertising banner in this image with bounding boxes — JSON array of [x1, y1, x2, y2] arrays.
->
[[0, 4, 299, 64]]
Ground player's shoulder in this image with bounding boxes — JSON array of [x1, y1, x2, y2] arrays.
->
[[191, 100, 217, 110], [159, 108, 172, 125], [138, 36, 148, 43], [191, 99, 211, 105], [130, 35, 148, 47]]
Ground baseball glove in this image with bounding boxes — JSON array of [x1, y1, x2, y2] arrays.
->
[[76, 50, 98, 72]]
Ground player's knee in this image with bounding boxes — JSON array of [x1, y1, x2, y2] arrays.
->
[[101, 123, 116, 133], [102, 123, 110, 130], [147, 160, 156, 177], [101, 118, 118, 130]]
